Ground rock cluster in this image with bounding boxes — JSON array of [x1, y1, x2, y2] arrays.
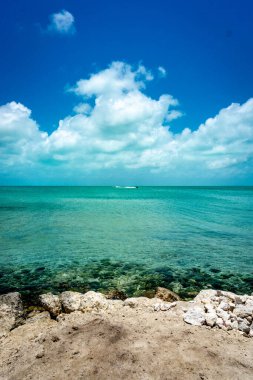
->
[[38, 291, 109, 316], [38, 291, 178, 316], [184, 289, 253, 337]]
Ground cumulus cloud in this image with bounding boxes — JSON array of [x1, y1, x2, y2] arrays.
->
[[47, 10, 75, 35], [0, 61, 253, 184]]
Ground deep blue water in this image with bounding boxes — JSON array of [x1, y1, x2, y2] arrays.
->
[[0, 186, 252, 300]]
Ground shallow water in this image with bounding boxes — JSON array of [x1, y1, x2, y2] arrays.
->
[[0, 186, 253, 301]]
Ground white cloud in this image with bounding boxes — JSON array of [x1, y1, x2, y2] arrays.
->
[[158, 66, 167, 78], [0, 62, 253, 184], [47, 10, 75, 35]]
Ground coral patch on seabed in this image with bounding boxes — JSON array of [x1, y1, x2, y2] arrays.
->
[[0, 259, 253, 305]]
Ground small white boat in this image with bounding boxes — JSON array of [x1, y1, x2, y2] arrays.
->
[[114, 186, 138, 189]]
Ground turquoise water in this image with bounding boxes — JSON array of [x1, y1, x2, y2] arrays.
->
[[0, 186, 253, 301]]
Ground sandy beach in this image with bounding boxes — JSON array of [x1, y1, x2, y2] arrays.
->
[[0, 289, 253, 380]]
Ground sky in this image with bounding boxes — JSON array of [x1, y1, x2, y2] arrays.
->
[[0, 0, 253, 185]]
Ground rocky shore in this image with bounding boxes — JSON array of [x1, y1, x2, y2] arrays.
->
[[1, 288, 253, 379]]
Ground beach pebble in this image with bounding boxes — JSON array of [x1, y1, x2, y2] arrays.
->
[[184, 307, 206, 326], [39, 293, 62, 317]]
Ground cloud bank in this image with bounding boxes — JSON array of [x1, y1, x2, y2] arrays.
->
[[47, 10, 75, 35], [0, 62, 253, 184]]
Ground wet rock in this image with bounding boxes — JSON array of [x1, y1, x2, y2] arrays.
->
[[39, 293, 61, 317], [61, 291, 82, 313], [155, 287, 180, 302], [184, 307, 206, 326], [0, 292, 23, 338]]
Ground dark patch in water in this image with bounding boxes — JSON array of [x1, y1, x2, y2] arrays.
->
[[0, 259, 252, 305]]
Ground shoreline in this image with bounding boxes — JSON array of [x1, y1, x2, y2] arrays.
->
[[1, 288, 253, 379]]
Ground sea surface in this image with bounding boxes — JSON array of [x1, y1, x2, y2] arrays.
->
[[0, 186, 253, 301]]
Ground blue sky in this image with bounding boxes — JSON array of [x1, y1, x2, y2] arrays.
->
[[0, 0, 253, 185]]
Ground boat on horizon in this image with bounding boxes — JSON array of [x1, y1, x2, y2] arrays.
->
[[114, 186, 139, 189]]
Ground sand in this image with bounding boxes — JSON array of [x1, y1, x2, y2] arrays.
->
[[0, 300, 253, 380]]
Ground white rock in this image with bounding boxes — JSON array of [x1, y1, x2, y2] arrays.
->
[[216, 308, 230, 322], [205, 312, 217, 327], [230, 320, 239, 330], [39, 293, 61, 317], [80, 291, 108, 312], [123, 297, 158, 309], [219, 301, 230, 311], [153, 301, 177, 312], [216, 317, 224, 328], [233, 304, 253, 318], [194, 290, 217, 303], [60, 291, 82, 313], [184, 307, 206, 326], [238, 320, 250, 334], [220, 291, 236, 301], [204, 303, 215, 313]]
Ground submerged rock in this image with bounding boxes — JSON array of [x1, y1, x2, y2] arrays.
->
[[155, 287, 180, 302], [0, 292, 23, 337], [39, 293, 61, 317]]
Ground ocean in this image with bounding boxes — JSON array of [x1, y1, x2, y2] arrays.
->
[[0, 186, 252, 301]]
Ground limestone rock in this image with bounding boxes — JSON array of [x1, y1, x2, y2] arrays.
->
[[25, 311, 51, 324], [39, 293, 61, 317], [155, 287, 180, 302], [205, 312, 217, 327], [194, 290, 217, 303], [79, 291, 108, 312], [184, 307, 206, 326], [0, 292, 24, 338], [60, 291, 82, 313], [123, 297, 152, 308], [153, 301, 177, 312], [233, 304, 253, 318], [238, 320, 251, 334]]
